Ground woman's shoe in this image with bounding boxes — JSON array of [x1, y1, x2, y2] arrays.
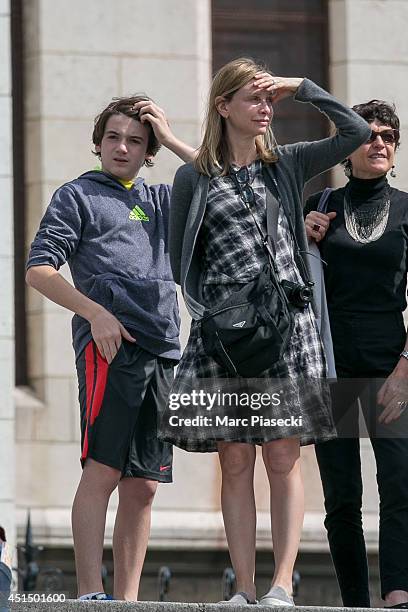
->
[[259, 585, 294, 607]]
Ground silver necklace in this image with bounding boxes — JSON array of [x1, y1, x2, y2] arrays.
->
[[344, 185, 390, 244]]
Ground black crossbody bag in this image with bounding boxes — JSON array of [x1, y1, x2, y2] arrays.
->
[[200, 170, 304, 377]]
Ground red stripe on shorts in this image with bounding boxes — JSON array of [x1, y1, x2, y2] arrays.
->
[[81, 344, 110, 459], [81, 342, 97, 461], [90, 349, 109, 425]]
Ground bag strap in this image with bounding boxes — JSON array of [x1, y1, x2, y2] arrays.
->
[[214, 332, 238, 376], [230, 171, 278, 273], [265, 185, 279, 256], [317, 187, 333, 213]]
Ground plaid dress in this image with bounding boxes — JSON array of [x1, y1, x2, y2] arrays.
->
[[160, 160, 335, 451]]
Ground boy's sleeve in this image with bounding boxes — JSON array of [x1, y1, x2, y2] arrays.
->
[[158, 183, 172, 215], [26, 184, 83, 271]]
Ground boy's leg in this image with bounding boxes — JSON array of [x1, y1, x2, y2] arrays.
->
[[74, 342, 126, 597], [111, 349, 174, 600], [112, 477, 157, 600], [74, 341, 169, 599], [72, 458, 121, 597]]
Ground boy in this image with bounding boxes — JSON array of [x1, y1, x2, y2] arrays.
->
[[26, 96, 195, 601]]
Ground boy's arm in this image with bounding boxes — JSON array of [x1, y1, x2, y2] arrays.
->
[[26, 265, 135, 363], [26, 185, 135, 363], [135, 100, 197, 162]]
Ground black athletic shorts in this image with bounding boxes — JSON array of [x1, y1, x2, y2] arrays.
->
[[76, 340, 174, 482]]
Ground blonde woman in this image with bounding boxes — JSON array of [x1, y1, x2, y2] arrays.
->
[[167, 58, 370, 606]]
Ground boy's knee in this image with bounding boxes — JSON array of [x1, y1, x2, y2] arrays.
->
[[81, 458, 122, 494], [119, 478, 158, 506], [138, 479, 158, 505]]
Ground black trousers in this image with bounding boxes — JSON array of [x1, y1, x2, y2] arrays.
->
[[315, 311, 408, 607]]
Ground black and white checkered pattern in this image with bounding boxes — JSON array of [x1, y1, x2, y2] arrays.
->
[[161, 161, 335, 451], [198, 162, 268, 285]]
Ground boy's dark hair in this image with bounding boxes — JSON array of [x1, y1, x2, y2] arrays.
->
[[92, 94, 161, 168]]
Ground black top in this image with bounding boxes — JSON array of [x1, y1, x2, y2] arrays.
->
[[304, 175, 408, 313]]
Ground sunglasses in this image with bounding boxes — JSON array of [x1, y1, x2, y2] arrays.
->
[[233, 166, 255, 205], [367, 129, 399, 145]]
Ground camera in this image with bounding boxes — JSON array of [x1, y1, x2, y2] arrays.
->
[[281, 279, 314, 309]]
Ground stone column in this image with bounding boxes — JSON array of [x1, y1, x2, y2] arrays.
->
[[329, 0, 408, 190], [0, 0, 16, 550]]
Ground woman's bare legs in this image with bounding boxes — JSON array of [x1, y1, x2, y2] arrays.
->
[[218, 442, 257, 600], [262, 438, 303, 594]]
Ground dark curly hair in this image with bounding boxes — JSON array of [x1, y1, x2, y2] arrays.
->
[[343, 100, 400, 172], [92, 94, 161, 168]]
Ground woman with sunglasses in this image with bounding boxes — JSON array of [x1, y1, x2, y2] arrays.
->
[[305, 100, 408, 608], [167, 58, 370, 606]]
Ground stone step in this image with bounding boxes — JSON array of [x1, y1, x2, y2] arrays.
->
[[7, 601, 385, 612]]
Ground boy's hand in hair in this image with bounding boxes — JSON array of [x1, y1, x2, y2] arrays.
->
[[133, 100, 172, 145]]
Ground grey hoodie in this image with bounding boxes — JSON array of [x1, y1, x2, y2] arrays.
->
[[27, 170, 181, 360]]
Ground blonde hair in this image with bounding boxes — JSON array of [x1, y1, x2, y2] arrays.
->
[[195, 58, 279, 176]]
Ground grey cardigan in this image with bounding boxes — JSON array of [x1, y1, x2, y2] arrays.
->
[[169, 78, 370, 322]]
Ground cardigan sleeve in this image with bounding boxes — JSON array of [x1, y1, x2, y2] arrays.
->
[[290, 79, 371, 184], [169, 163, 196, 285]]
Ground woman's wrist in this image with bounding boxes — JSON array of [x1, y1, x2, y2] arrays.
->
[[291, 77, 304, 91], [396, 351, 408, 373]]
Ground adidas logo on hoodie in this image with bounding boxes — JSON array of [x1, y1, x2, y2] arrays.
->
[[129, 205, 149, 222]]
